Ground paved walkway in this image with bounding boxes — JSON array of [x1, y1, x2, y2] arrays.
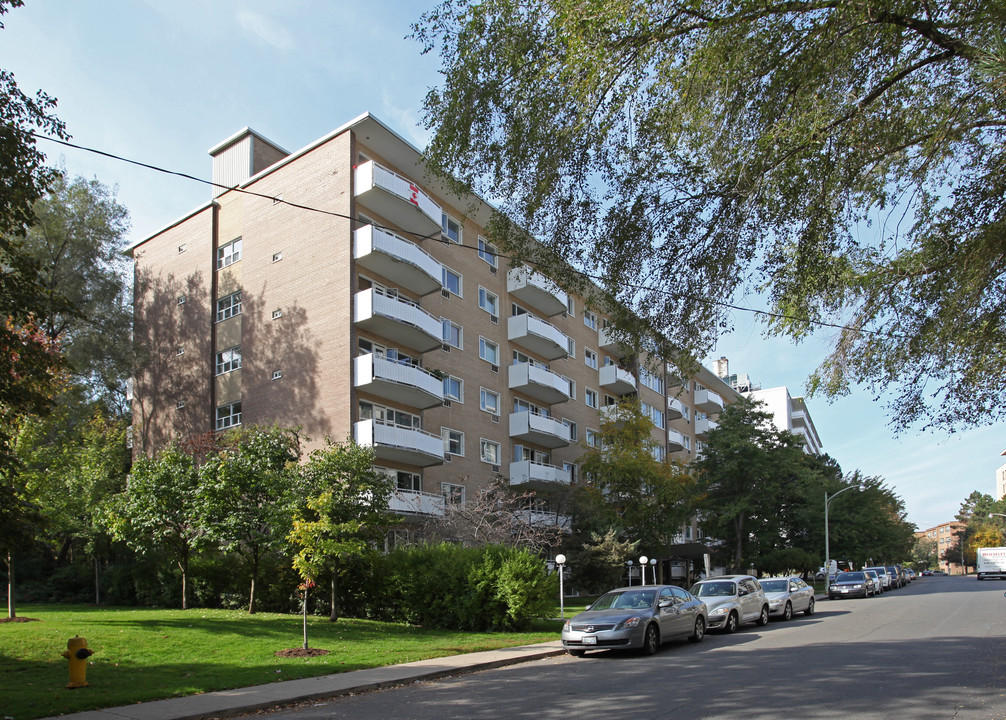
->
[[43, 641, 565, 720]]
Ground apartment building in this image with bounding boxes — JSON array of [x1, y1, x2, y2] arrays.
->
[[915, 522, 966, 575], [127, 112, 741, 538]]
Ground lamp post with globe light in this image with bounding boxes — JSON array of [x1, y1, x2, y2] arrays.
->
[[639, 556, 649, 585], [555, 554, 567, 619], [825, 486, 857, 587], [626, 559, 633, 586]]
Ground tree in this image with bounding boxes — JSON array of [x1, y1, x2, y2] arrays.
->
[[694, 399, 807, 572], [564, 528, 638, 595], [197, 426, 300, 614], [577, 399, 696, 556], [109, 445, 202, 609], [415, 0, 1006, 432], [289, 439, 396, 632], [22, 171, 132, 408], [911, 536, 938, 571]]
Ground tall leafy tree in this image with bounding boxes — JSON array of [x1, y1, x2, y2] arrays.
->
[[197, 426, 301, 614], [109, 445, 203, 609], [289, 439, 396, 626], [415, 0, 1006, 432], [577, 399, 696, 556]]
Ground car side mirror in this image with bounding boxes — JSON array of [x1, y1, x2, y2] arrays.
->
[[738, 589, 748, 596], [658, 599, 673, 608]]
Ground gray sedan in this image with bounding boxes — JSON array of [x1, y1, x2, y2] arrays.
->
[[561, 585, 708, 657], [760, 576, 816, 620]]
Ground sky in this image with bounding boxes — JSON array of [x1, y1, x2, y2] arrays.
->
[[3, 0, 1002, 531]]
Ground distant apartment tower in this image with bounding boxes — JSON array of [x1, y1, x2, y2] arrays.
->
[[915, 521, 966, 575], [715, 357, 823, 454], [996, 463, 1006, 502], [127, 113, 742, 538]]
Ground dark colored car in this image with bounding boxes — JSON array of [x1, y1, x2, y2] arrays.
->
[[829, 571, 877, 599], [885, 565, 903, 589], [561, 585, 708, 657]]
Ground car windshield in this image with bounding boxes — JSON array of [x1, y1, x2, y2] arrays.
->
[[690, 581, 737, 597], [590, 590, 657, 611], [760, 580, 789, 592], [835, 572, 865, 582], [866, 567, 886, 575]]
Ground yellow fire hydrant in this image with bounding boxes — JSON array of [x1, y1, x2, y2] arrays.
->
[[61, 636, 94, 688]]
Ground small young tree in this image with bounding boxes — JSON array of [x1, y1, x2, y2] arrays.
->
[[197, 426, 301, 614], [289, 438, 395, 634]]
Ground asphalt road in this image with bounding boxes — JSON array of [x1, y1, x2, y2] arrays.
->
[[251, 575, 1006, 720]]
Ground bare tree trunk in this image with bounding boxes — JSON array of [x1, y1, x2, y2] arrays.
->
[[248, 576, 256, 614], [302, 586, 309, 650], [6, 551, 15, 619], [94, 555, 100, 605], [329, 564, 339, 622]]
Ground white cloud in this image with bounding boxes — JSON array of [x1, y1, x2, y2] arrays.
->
[[236, 10, 293, 51]]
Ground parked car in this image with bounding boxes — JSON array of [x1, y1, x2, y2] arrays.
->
[[760, 576, 816, 619], [689, 575, 770, 632], [863, 569, 883, 594], [885, 565, 903, 589], [829, 571, 877, 599], [922, 570, 933, 576], [905, 568, 917, 582], [561, 585, 708, 657], [864, 566, 892, 591]]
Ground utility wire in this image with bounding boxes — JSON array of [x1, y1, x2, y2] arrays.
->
[[27, 127, 898, 339]]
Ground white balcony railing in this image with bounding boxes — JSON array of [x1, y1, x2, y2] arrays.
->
[[354, 160, 441, 235], [389, 489, 445, 516], [667, 397, 686, 420], [506, 266, 568, 317], [694, 388, 724, 414], [667, 428, 686, 451], [509, 459, 572, 486], [353, 288, 443, 352], [354, 353, 444, 409], [507, 313, 569, 361], [695, 416, 718, 438], [509, 411, 572, 449], [599, 364, 637, 395], [353, 419, 444, 467], [354, 225, 443, 296], [507, 362, 572, 405]]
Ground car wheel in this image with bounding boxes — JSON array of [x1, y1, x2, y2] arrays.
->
[[782, 602, 793, 621], [642, 623, 660, 655], [805, 598, 815, 616], [725, 611, 739, 633], [756, 606, 770, 626], [689, 616, 706, 643], [567, 649, 586, 658]]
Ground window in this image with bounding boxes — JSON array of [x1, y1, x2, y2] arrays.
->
[[566, 337, 575, 358], [442, 318, 462, 349], [216, 291, 242, 322], [271, 370, 282, 381], [583, 310, 597, 330], [359, 401, 421, 430], [642, 402, 665, 429], [177, 295, 186, 306], [561, 375, 575, 400], [395, 469, 421, 492], [586, 428, 599, 448], [442, 266, 462, 296], [176, 346, 184, 356], [480, 387, 500, 415], [683, 435, 691, 450], [442, 482, 465, 505], [682, 405, 690, 421], [479, 337, 499, 365], [216, 346, 242, 375], [562, 418, 578, 441], [563, 462, 576, 483], [272, 252, 283, 262], [584, 348, 598, 369], [444, 375, 463, 402], [651, 444, 666, 462], [565, 296, 575, 316], [480, 439, 501, 464], [272, 309, 283, 320], [640, 367, 665, 394], [478, 287, 499, 316], [217, 237, 242, 269], [178, 244, 186, 253], [585, 388, 598, 408], [216, 401, 242, 430], [442, 213, 462, 244], [478, 237, 497, 268], [442, 428, 464, 456]]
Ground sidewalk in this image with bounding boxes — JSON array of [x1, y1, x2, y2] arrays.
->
[[43, 641, 565, 720]]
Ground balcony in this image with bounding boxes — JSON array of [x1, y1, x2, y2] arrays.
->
[[509, 411, 572, 449], [354, 354, 444, 410], [509, 460, 572, 486], [508, 362, 571, 405], [695, 416, 718, 439], [354, 160, 441, 236], [353, 418, 444, 467], [599, 364, 637, 395], [513, 510, 572, 530], [506, 266, 568, 317], [667, 397, 686, 420], [354, 225, 442, 296], [598, 326, 631, 357], [507, 314, 569, 361], [354, 288, 442, 352], [599, 403, 627, 427], [668, 428, 686, 452], [694, 388, 724, 414], [389, 489, 445, 517]]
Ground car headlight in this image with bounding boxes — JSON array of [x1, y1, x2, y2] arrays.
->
[[852, 584, 862, 589], [769, 600, 782, 608], [617, 616, 641, 629], [709, 607, 729, 616], [563, 619, 570, 631]]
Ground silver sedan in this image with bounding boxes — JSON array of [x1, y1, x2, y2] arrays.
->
[[760, 576, 816, 620], [561, 585, 708, 657]]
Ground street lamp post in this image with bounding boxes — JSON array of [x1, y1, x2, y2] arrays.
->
[[650, 558, 657, 584], [555, 554, 567, 619], [627, 559, 634, 586], [639, 556, 649, 585], [824, 486, 857, 588]]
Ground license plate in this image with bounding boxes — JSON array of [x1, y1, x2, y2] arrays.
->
[[582, 636, 597, 645], [841, 589, 849, 593]]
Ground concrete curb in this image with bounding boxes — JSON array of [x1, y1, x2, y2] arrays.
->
[[40, 641, 565, 720]]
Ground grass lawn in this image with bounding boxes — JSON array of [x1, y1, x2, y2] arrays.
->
[[1, 605, 562, 720]]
